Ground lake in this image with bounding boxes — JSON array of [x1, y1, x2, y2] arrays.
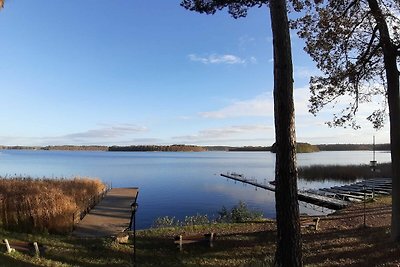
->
[[0, 150, 391, 229]]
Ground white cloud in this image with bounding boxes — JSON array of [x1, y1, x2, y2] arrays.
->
[[238, 35, 256, 48], [173, 124, 272, 144], [200, 93, 273, 119], [195, 87, 390, 144], [0, 123, 149, 146], [177, 115, 192, 120], [293, 87, 313, 115], [62, 124, 148, 140], [294, 66, 320, 80], [188, 53, 254, 65], [199, 87, 310, 119], [249, 56, 257, 64]]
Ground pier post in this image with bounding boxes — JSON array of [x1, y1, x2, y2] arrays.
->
[[33, 242, 40, 257], [4, 239, 14, 253]]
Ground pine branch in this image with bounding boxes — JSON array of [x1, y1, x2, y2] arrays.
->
[[341, 0, 360, 17], [356, 25, 379, 66]]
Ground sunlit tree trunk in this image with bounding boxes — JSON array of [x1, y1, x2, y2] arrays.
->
[[367, 0, 400, 242], [270, 0, 303, 265]]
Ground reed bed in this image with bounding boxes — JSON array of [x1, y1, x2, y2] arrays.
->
[[298, 162, 391, 181], [0, 177, 106, 233]]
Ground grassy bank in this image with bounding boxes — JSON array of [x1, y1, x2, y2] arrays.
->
[[1, 196, 399, 266], [0, 177, 106, 233]]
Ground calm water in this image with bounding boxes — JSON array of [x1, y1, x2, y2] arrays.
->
[[0, 150, 391, 229]]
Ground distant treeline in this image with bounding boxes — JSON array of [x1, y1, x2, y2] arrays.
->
[[316, 144, 390, 151], [270, 142, 320, 153], [0, 143, 391, 152], [228, 146, 270, 152], [43, 145, 109, 151], [0, 146, 40, 150], [0, 145, 109, 151], [109, 145, 207, 152]]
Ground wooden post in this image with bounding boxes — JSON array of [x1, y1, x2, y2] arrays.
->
[[179, 235, 183, 251], [4, 239, 14, 253], [33, 242, 40, 257], [314, 218, 320, 231], [209, 233, 214, 248]]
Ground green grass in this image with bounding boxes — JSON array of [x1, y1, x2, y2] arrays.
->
[[1, 197, 398, 266], [0, 222, 275, 267], [0, 228, 133, 266]]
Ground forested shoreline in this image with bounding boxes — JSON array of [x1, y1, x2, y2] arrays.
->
[[0, 143, 391, 152]]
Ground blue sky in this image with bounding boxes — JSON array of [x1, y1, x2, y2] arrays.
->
[[0, 1, 390, 146]]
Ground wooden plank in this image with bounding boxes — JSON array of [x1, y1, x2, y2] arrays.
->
[[301, 217, 320, 230], [333, 186, 391, 197], [357, 182, 392, 187], [320, 188, 365, 201], [73, 187, 138, 237], [298, 191, 349, 210], [222, 173, 349, 210], [220, 174, 275, 192], [338, 184, 369, 190], [174, 233, 215, 251], [306, 189, 336, 198], [2, 240, 45, 255], [371, 186, 392, 192], [329, 187, 372, 197]]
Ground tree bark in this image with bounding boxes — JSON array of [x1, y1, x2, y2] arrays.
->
[[270, 0, 303, 265], [367, 0, 400, 242]]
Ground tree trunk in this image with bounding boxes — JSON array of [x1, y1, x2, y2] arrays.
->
[[367, 0, 400, 242], [269, 0, 303, 265]]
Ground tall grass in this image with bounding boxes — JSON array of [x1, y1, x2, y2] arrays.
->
[[298, 163, 391, 181], [0, 177, 106, 233]]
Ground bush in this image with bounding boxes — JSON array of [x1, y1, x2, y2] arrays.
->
[[183, 214, 210, 226], [152, 213, 211, 228], [217, 201, 263, 223], [152, 216, 180, 228], [152, 202, 263, 229]]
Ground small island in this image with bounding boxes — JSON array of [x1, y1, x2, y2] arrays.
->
[[270, 142, 320, 153]]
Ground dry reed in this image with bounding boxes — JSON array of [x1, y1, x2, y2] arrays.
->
[[298, 163, 391, 181], [0, 177, 106, 233]]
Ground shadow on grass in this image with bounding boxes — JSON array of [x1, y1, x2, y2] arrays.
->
[[0, 253, 41, 267], [37, 236, 134, 267], [303, 225, 400, 266], [136, 229, 276, 267]]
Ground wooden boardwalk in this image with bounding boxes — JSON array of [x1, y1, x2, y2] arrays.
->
[[221, 173, 392, 210], [73, 187, 138, 237]]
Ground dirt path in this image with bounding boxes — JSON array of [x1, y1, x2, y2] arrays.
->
[[73, 187, 138, 237]]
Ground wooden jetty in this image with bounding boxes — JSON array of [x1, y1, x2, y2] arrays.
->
[[221, 173, 392, 210], [221, 173, 275, 191], [73, 187, 138, 237]]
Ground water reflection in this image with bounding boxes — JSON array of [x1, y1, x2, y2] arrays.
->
[[0, 150, 392, 229]]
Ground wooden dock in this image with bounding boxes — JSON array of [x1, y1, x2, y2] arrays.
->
[[73, 187, 138, 237], [221, 173, 392, 210], [221, 173, 275, 191]]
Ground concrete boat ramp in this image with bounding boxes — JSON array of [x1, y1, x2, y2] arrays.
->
[[221, 173, 392, 210], [73, 187, 138, 237]]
